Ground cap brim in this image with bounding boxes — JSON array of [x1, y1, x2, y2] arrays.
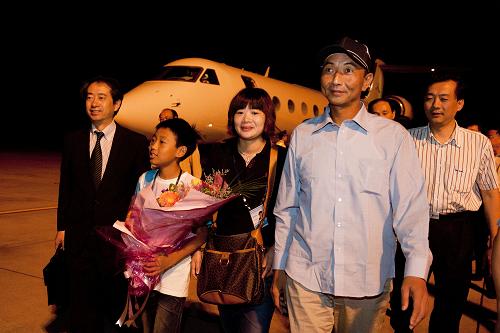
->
[[318, 45, 345, 63], [319, 45, 369, 71]]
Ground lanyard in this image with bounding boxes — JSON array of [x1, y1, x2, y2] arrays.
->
[[152, 168, 182, 192]]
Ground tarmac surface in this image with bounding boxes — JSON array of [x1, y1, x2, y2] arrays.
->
[[0, 151, 497, 332]]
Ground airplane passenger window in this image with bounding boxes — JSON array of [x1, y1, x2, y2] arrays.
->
[[301, 102, 308, 115], [200, 69, 219, 85], [313, 105, 319, 117], [288, 100, 295, 113], [156, 66, 203, 82], [241, 76, 256, 88], [272, 96, 281, 112]]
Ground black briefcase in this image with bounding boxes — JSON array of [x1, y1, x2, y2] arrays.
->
[[43, 248, 69, 307]]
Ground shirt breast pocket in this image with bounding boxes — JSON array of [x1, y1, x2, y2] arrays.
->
[[298, 148, 327, 183], [359, 159, 389, 195], [449, 166, 471, 193]]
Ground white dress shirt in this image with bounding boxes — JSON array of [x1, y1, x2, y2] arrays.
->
[[89, 121, 116, 179]]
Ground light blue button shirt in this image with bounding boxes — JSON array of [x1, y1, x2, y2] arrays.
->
[[273, 104, 432, 297]]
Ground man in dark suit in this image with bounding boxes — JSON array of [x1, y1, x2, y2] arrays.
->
[[54, 76, 150, 332]]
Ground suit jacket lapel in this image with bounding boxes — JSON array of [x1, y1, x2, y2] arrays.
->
[[78, 129, 93, 186]]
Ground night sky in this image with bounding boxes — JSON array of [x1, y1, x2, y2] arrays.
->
[[4, 5, 496, 150]]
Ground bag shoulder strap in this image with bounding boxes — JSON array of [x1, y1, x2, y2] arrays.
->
[[257, 146, 278, 229], [211, 145, 278, 232]]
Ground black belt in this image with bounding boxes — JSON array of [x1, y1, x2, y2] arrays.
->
[[431, 211, 472, 221]]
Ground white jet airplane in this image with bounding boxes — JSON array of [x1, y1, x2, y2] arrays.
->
[[115, 57, 386, 142]]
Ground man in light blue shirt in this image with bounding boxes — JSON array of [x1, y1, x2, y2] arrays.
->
[[271, 37, 432, 333]]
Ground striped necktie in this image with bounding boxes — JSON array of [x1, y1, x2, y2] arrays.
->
[[90, 131, 104, 189]]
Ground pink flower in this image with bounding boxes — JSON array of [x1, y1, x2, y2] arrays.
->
[[213, 173, 223, 190], [193, 169, 232, 199]]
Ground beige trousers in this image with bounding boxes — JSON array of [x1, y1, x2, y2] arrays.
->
[[286, 276, 392, 333]]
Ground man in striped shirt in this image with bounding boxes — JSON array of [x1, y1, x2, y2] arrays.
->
[[493, 218, 500, 333], [409, 72, 500, 333]]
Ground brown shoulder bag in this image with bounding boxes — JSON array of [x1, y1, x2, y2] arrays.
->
[[197, 147, 278, 305]]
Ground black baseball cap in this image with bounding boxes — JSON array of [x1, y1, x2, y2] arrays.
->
[[319, 36, 372, 72]]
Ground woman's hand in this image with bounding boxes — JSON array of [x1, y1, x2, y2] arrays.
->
[[262, 245, 274, 278], [191, 249, 203, 278]]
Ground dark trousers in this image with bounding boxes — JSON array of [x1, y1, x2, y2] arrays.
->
[[389, 242, 413, 333], [471, 206, 488, 278], [428, 213, 474, 333], [218, 276, 275, 333], [67, 232, 130, 333], [144, 291, 186, 333]]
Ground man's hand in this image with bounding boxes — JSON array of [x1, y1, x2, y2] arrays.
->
[[401, 276, 428, 330], [54, 231, 65, 250], [271, 269, 287, 314]]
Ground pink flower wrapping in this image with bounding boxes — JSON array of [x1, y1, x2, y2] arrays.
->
[[115, 172, 238, 297]]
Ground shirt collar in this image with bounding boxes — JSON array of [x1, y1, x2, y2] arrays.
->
[[454, 125, 464, 148], [351, 103, 370, 133], [313, 102, 369, 134], [91, 121, 116, 140], [425, 121, 462, 148]]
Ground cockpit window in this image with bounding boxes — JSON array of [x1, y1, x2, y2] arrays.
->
[[200, 69, 220, 85], [155, 66, 203, 82]]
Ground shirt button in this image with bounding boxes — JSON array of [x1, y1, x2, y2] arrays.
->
[[340, 151, 344, 155], [336, 223, 341, 227], [338, 197, 342, 202], [337, 174, 342, 178]]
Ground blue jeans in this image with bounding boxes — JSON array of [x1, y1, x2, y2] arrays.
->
[[144, 291, 186, 333], [218, 276, 275, 333]]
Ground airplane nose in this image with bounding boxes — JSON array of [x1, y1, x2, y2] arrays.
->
[[116, 82, 180, 138]]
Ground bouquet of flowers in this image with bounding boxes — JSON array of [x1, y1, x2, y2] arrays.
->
[[99, 170, 237, 327]]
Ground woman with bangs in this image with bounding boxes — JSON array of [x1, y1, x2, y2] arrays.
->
[[192, 87, 286, 333]]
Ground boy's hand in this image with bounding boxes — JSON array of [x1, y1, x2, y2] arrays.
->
[[143, 254, 177, 276]]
